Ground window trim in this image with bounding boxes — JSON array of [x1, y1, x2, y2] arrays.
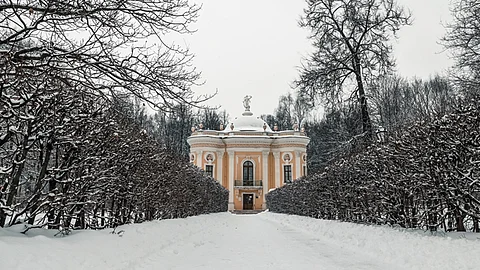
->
[[242, 160, 255, 185], [205, 164, 214, 178], [283, 164, 292, 183]]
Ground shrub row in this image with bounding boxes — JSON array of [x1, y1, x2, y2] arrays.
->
[[1, 98, 228, 230], [267, 100, 480, 232]]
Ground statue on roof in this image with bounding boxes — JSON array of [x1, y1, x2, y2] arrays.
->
[[243, 95, 252, 111]]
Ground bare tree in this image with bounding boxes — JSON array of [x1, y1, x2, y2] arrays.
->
[[442, 0, 480, 96], [0, 0, 210, 111], [296, 0, 411, 140], [370, 74, 456, 131], [274, 93, 294, 130], [0, 0, 225, 229], [293, 91, 313, 127]]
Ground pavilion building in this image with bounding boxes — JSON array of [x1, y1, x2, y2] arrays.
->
[[187, 96, 310, 211]]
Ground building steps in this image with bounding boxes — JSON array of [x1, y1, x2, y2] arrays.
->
[[230, 210, 265, 215]]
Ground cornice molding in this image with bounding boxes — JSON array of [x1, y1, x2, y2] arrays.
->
[[190, 143, 308, 149]]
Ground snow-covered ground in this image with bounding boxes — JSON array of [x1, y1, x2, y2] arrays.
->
[[1, 212, 479, 270]]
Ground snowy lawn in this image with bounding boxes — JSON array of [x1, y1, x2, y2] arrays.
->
[[1, 212, 479, 270]]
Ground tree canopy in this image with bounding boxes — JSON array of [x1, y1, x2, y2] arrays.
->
[[297, 0, 411, 139], [0, 0, 209, 111], [443, 0, 480, 95]]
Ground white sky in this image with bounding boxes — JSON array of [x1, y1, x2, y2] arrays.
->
[[180, 0, 454, 118]]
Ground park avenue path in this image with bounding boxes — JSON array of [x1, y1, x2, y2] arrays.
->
[[2, 212, 479, 270], [130, 212, 395, 270]]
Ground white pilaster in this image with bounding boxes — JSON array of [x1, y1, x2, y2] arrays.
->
[[228, 150, 235, 211], [216, 151, 224, 182], [262, 151, 269, 209], [273, 151, 281, 188], [196, 150, 203, 169], [295, 150, 301, 180]]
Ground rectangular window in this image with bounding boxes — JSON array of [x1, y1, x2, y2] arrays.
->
[[284, 165, 292, 183], [303, 165, 307, 177], [205, 165, 214, 178]]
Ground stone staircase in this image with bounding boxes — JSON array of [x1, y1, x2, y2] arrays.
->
[[231, 209, 265, 215]]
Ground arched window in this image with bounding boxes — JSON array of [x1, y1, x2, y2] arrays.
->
[[243, 161, 254, 185]]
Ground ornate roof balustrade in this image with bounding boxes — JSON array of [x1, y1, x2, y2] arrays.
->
[[191, 130, 307, 137]]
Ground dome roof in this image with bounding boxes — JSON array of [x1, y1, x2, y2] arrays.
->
[[224, 111, 272, 132]]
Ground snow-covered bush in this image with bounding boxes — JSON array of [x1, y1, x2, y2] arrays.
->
[[267, 99, 480, 232], [0, 96, 228, 229], [0, 0, 226, 230]]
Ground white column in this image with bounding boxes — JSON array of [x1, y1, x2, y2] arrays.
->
[[216, 151, 224, 182], [273, 151, 281, 188], [262, 151, 269, 209], [228, 150, 235, 211], [295, 150, 301, 180], [196, 150, 203, 169]]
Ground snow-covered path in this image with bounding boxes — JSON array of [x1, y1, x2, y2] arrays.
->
[[1, 212, 480, 270], [134, 214, 392, 270]]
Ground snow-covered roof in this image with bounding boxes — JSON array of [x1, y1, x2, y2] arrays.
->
[[223, 111, 272, 132], [187, 103, 309, 147]]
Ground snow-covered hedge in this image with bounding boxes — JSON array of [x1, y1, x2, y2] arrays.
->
[[0, 96, 228, 230], [267, 100, 480, 232]]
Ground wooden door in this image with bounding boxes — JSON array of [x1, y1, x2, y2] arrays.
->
[[243, 194, 254, 210]]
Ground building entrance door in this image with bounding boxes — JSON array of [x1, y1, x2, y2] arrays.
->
[[242, 194, 254, 210]]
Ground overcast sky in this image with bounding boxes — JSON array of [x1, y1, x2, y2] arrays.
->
[[180, 0, 454, 118]]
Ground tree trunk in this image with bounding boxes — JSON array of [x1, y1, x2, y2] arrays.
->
[[28, 138, 54, 225], [101, 203, 105, 227], [354, 56, 373, 141], [456, 207, 466, 232], [473, 217, 479, 233], [0, 123, 32, 227]]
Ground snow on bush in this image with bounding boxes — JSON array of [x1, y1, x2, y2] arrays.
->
[[0, 97, 228, 230], [267, 99, 480, 232]]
